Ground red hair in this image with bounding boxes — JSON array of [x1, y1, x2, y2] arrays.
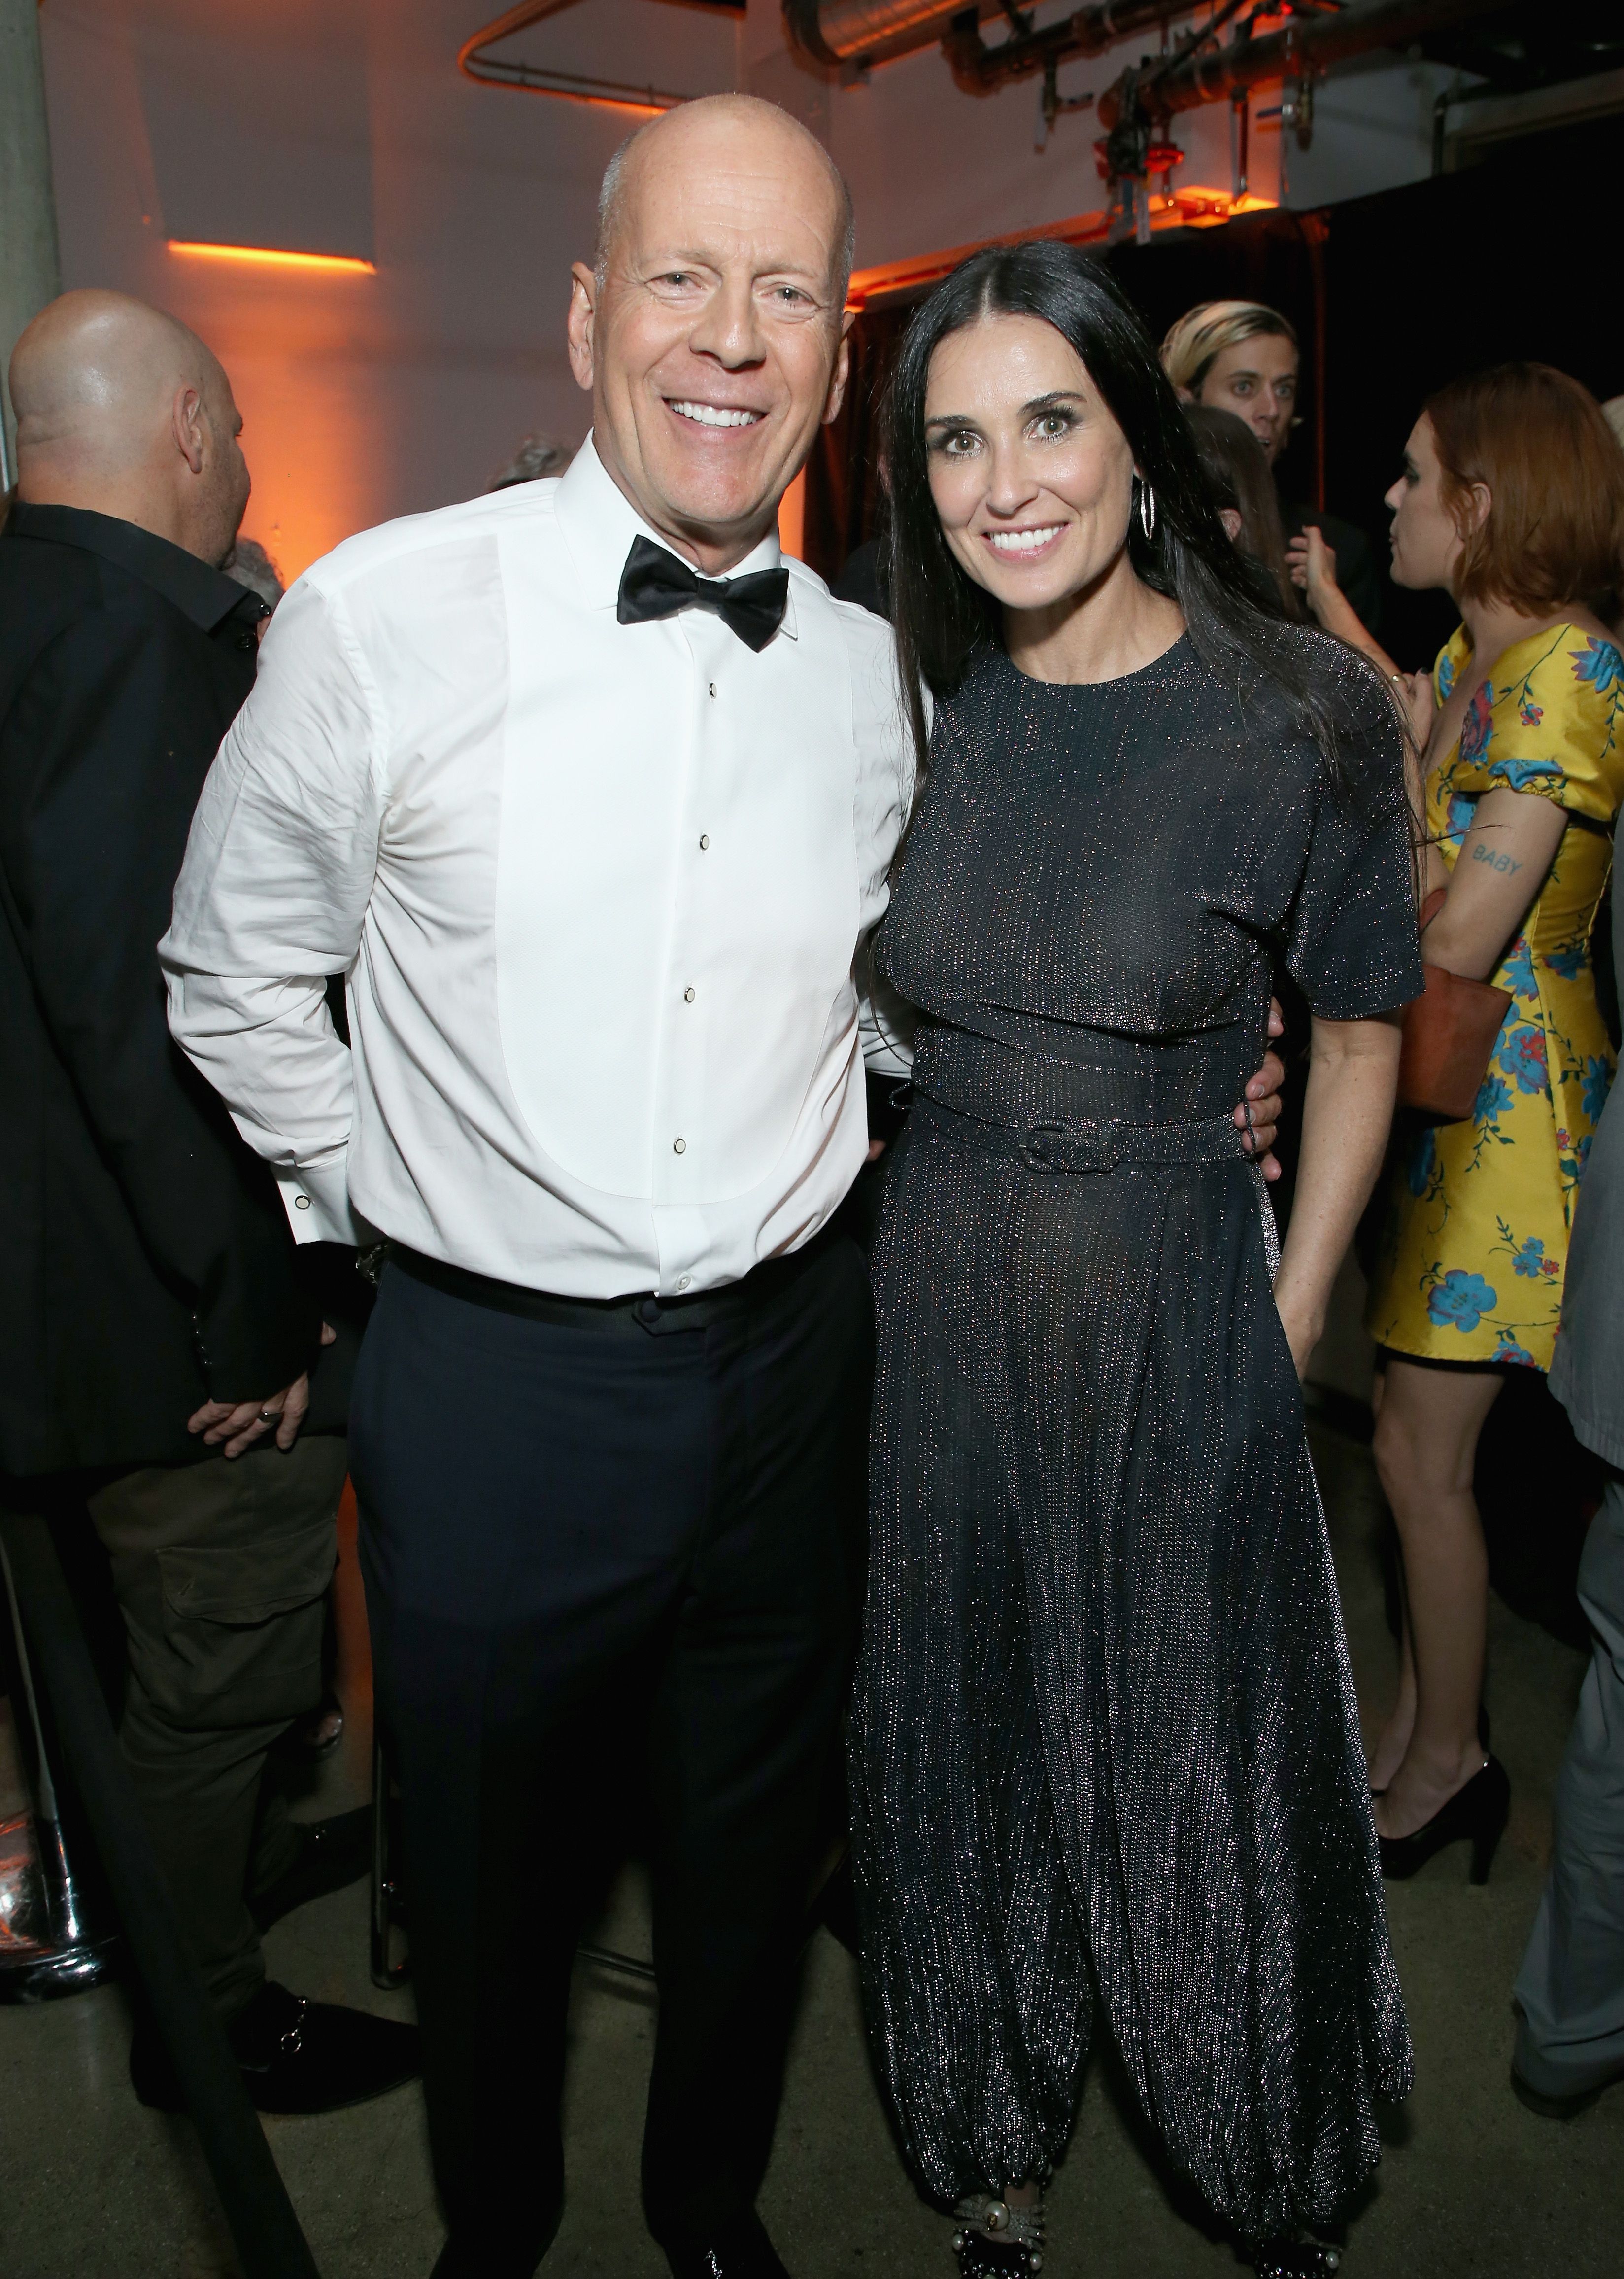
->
[[1425, 363, 1624, 613]]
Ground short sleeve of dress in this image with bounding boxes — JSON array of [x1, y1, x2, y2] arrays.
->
[[1458, 626, 1624, 823], [1283, 682, 1424, 1020]]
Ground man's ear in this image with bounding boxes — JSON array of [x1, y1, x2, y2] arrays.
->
[[567, 264, 598, 394], [172, 384, 207, 476], [821, 319, 853, 430]]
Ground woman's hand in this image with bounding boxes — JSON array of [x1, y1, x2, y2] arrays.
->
[[1286, 524, 1340, 623], [1286, 523, 1408, 684], [1272, 1296, 1325, 1380], [1272, 1014, 1404, 1381]]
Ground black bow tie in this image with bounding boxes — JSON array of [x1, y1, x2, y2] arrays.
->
[[616, 534, 789, 654]]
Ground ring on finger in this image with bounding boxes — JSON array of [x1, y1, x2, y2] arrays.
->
[[258, 1408, 277, 1422]]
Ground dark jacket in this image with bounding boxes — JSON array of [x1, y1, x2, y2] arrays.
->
[[0, 504, 323, 1476], [1550, 886, 1624, 1471]]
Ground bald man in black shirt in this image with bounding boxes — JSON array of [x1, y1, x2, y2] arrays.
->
[[0, 291, 415, 2116]]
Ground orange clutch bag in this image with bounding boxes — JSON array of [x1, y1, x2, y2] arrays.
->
[[1397, 889, 1513, 1124]]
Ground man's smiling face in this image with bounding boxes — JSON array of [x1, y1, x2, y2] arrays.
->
[[568, 98, 852, 576]]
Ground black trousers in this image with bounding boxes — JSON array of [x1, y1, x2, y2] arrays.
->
[[350, 1230, 871, 2272]]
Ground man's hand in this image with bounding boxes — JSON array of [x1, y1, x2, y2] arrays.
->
[[188, 1323, 336, 1459], [1235, 997, 1287, 1182]]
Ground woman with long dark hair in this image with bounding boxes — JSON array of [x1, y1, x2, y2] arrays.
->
[[848, 242, 1418, 2279]]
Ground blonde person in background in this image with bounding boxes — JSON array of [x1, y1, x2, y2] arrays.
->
[[1161, 298, 1384, 633]]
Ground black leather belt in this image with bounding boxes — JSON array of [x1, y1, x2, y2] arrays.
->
[[913, 1093, 1248, 1174], [387, 1217, 845, 1335]]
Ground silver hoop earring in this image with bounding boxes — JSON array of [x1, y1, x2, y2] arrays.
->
[[1138, 481, 1156, 540]]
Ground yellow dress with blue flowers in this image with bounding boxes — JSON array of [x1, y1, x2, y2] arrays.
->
[[1366, 621, 1624, 1369]]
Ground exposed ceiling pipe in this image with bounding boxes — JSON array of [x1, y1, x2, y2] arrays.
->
[[458, 0, 744, 117], [782, 0, 1196, 76], [943, 0, 1246, 100], [1097, 0, 1498, 128]]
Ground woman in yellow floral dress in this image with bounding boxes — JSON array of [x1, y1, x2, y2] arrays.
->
[[1297, 363, 1624, 1876]]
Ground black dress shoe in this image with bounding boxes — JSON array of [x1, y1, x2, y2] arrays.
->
[[130, 1979, 420, 2115], [249, 1805, 372, 1932], [431, 2200, 563, 2279], [1378, 1755, 1509, 1885], [662, 2206, 791, 2279]]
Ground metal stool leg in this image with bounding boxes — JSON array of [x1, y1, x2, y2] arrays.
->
[[0, 1533, 118, 2002], [370, 1731, 410, 1990]]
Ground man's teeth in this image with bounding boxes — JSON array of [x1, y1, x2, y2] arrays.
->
[[989, 526, 1063, 554], [671, 401, 762, 428]]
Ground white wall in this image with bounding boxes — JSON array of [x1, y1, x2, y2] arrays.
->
[[38, 0, 1461, 572], [40, 0, 737, 574]]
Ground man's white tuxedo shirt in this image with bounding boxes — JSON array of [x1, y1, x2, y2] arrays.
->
[[162, 435, 913, 1298]]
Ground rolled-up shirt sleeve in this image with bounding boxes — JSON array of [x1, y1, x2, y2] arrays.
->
[[161, 575, 385, 1245]]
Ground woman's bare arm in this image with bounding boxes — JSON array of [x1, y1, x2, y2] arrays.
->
[[1288, 526, 1405, 680], [1420, 784, 1567, 980], [1271, 1013, 1404, 1376]]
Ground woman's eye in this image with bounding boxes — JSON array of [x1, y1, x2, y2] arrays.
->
[[932, 431, 979, 458], [1032, 413, 1072, 441]]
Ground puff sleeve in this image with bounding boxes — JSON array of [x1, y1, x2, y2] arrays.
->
[[1461, 628, 1624, 823], [1282, 681, 1425, 1020]]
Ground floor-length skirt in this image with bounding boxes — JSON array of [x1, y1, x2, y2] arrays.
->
[[849, 1096, 1413, 2244]]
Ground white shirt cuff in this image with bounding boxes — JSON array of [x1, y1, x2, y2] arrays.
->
[[275, 1157, 359, 1245]]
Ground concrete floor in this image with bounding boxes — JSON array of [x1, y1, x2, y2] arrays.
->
[[1, 1423, 1620, 2279]]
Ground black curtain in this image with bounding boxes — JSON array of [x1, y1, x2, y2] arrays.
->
[[809, 108, 1621, 672]]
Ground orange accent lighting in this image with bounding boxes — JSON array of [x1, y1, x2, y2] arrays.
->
[[167, 242, 376, 276], [846, 187, 1276, 312]]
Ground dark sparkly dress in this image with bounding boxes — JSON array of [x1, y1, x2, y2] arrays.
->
[[850, 634, 1420, 2244]]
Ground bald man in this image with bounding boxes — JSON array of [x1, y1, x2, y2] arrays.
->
[[0, 291, 417, 2116], [162, 100, 1276, 2279], [162, 100, 882, 2277]]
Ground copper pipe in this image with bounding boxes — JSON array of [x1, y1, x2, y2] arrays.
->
[[1097, 0, 1497, 126], [458, 0, 699, 115], [785, 0, 1197, 72]]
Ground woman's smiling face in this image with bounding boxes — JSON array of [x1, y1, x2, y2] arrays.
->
[[923, 313, 1137, 617]]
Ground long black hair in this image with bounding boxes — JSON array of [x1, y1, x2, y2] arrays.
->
[[883, 242, 1375, 787]]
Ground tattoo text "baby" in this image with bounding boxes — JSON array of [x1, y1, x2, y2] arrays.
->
[[1471, 843, 1523, 876]]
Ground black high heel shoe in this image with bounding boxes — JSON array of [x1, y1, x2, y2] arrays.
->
[[1370, 1703, 1489, 1798], [1378, 1755, 1509, 1884]]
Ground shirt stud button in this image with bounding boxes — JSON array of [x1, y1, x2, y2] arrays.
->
[[673, 1137, 686, 1155], [708, 682, 717, 698], [293, 1194, 311, 1209], [683, 987, 695, 1002], [699, 834, 710, 850], [677, 1275, 692, 1291]]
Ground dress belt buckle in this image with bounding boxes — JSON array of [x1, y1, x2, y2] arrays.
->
[[1021, 1121, 1119, 1174]]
